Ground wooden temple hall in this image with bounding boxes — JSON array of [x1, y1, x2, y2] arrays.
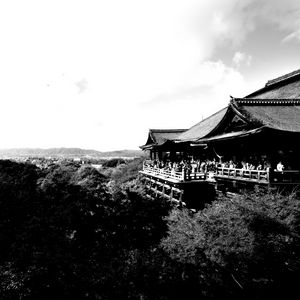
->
[[139, 69, 300, 206]]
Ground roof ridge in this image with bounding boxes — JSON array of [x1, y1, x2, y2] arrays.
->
[[186, 106, 228, 131], [149, 129, 187, 132], [266, 69, 300, 87], [233, 98, 300, 105]]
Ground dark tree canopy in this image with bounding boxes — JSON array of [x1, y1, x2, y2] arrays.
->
[[0, 160, 171, 299], [1, 159, 299, 300], [102, 158, 126, 168], [162, 190, 300, 299]]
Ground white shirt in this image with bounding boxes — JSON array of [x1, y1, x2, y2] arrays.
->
[[276, 162, 284, 172]]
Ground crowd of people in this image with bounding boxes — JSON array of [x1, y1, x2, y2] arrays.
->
[[144, 157, 283, 175], [145, 158, 218, 174]]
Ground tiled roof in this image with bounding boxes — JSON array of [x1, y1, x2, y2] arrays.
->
[[199, 127, 264, 143], [149, 129, 187, 145], [140, 68, 300, 148], [246, 69, 300, 99], [232, 98, 300, 132], [176, 107, 228, 142], [140, 129, 187, 149], [266, 69, 300, 87]]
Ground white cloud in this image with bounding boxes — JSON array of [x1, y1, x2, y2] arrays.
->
[[282, 29, 300, 43], [75, 79, 88, 94], [233, 52, 252, 67], [189, 0, 300, 49], [141, 60, 247, 130]]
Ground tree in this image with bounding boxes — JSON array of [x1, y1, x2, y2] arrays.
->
[[162, 189, 300, 299], [110, 157, 145, 185], [102, 158, 126, 168], [0, 160, 172, 299]]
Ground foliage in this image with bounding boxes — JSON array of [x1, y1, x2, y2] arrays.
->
[[162, 190, 300, 299], [0, 160, 171, 299], [98, 247, 229, 300], [38, 160, 81, 187], [110, 157, 145, 185], [1, 159, 300, 299], [109, 186, 171, 249], [101, 158, 126, 168]]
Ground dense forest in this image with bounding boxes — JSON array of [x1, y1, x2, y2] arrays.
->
[[0, 158, 299, 299]]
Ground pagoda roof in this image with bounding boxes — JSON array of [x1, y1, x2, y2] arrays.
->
[[246, 68, 300, 99], [199, 127, 265, 143], [176, 97, 300, 144], [176, 107, 228, 142], [178, 69, 300, 143], [140, 68, 300, 148], [140, 129, 187, 150], [230, 98, 300, 132]]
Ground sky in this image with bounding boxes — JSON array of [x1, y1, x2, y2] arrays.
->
[[0, 0, 300, 151]]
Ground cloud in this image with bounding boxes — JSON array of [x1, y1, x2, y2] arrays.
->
[[282, 29, 300, 43], [256, 0, 300, 31], [141, 60, 247, 127], [189, 0, 300, 50], [232, 52, 252, 67], [75, 78, 88, 94]]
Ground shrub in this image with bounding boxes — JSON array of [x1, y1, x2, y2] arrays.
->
[[162, 190, 300, 299], [0, 160, 171, 299], [102, 158, 126, 168], [110, 157, 145, 184]]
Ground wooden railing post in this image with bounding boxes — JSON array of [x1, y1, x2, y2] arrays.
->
[[149, 178, 153, 196], [267, 169, 271, 185], [179, 190, 183, 207]]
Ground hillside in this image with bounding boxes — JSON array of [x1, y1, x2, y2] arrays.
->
[[0, 148, 145, 158]]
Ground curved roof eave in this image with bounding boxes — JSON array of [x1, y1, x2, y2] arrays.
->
[[232, 98, 300, 132], [176, 106, 230, 143]]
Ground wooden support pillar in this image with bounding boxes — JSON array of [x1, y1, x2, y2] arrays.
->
[[179, 190, 183, 205], [155, 180, 158, 197], [149, 177, 152, 196], [267, 169, 271, 186], [158, 151, 162, 161]]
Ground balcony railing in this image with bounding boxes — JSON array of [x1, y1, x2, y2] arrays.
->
[[142, 165, 184, 181], [215, 167, 269, 183], [142, 162, 205, 182], [141, 162, 300, 185], [271, 170, 300, 184]]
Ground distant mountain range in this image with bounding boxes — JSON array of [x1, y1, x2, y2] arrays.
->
[[0, 148, 145, 158]]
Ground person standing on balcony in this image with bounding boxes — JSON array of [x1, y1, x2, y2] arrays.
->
[[276, 161, 284, 172]]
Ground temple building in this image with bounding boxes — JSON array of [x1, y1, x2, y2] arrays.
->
[[139, 69, 300, 205], [140, 129, 187, 161]]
